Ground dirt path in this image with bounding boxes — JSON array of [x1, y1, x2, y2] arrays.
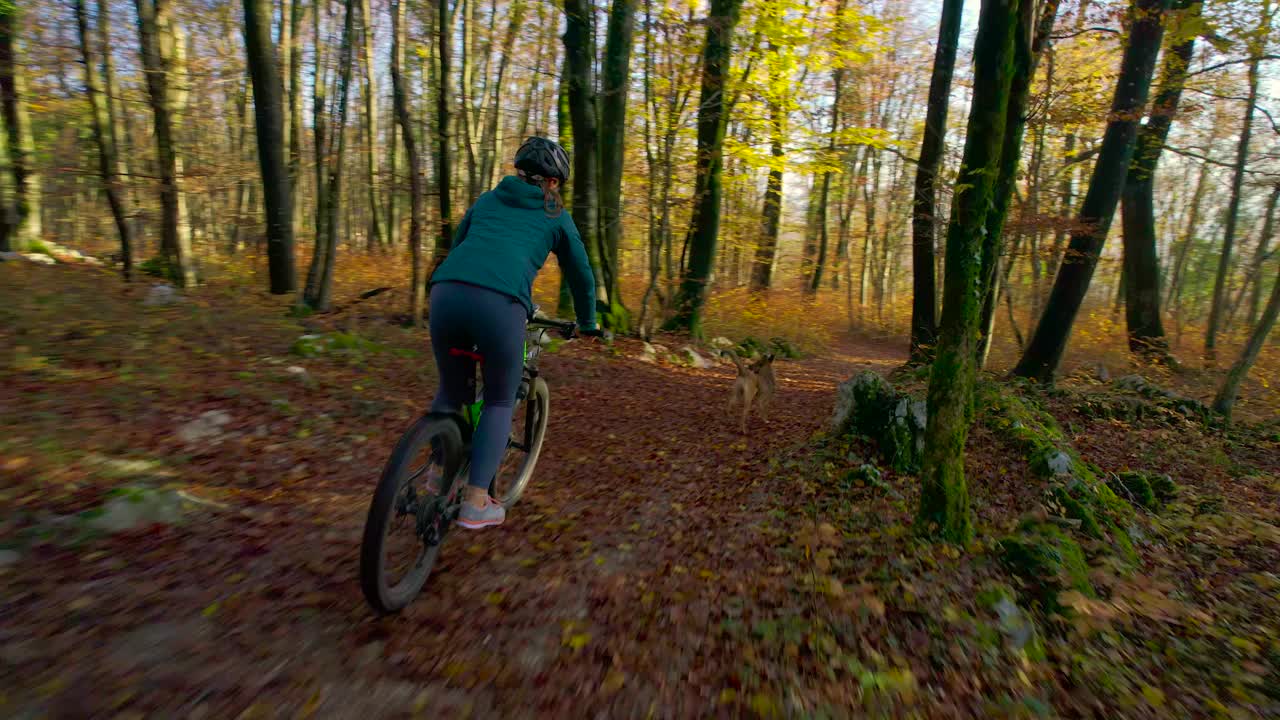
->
[[1, 293, 904, 718]]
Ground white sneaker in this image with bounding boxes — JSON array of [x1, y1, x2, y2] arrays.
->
[[458, 495, 505, 530]]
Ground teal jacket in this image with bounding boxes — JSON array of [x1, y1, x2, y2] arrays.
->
[[431, 176, 597, 329]]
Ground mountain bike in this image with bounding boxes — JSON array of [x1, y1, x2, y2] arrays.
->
[[359, 312, 582, 614]]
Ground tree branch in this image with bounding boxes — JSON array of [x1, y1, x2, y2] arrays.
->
[[1162, 145, 1280, 178], [1188, 54, 1280, 77], [1050, 26, 1119, 40]]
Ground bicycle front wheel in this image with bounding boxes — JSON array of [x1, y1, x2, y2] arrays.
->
[[490, 377, 549, 509], [360, 415, 463, 614]]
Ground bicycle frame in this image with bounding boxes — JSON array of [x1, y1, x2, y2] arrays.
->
[[457, 321, 564, 437]]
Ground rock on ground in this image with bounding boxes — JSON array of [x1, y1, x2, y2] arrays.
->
[[87, 488, 185, 533], [177, 410, 233, 444], [681, 346, 714, 369], [144, 284, 181, 306]]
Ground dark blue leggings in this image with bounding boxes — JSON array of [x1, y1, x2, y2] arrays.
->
[[429, 282, 527, 490]]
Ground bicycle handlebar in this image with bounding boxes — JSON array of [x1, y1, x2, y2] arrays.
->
[[527, 317, 611, 342], [528, 317, 580, 338]]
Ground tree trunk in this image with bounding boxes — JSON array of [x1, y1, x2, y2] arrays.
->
[[306, 0, 329, 298], [391, 0, 425, 325], [460, 0, 479, 202], [1164, 154, 1210, 308], [479, 0, 524, 189], [810, 2, 846, 296], [564, 0, 607, 304], [74, 0, 133, 278], [638, 0, 659, 334], [360, 0, 383, 250], [434, 0, 455, 265], [288, 0, 305, 230], [1243, 185, 1279, 329], [0, 5, 41, 252], [169, 25, 196, 254], [1213, 256, 1280, 421], [135, 0, 197, 286], [516, 2, 549, 141], [667, 0, 744, 336], [751, 83, 784, 292], [908, 0, 963, 360], [99, 0, 140, 251], [243, 0, 297, 294], [304, 0, 356, 310], [280, 0, 294, 199], [386, 95, 401, 248], [1119, 0, 1196, 362], [1012, 0, 1171, 383], [975, 0, 1059, 365], [920, 0, 1021, 544], [598, 0, 637, 329], [1204, 52, 1262, 367], [556, 66, 576, 318]]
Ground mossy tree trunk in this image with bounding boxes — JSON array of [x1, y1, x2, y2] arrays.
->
[[908, 0, 963, 361], [563, 0, 608, 309], [1119, 0, 1197, 363], [0, 4, 40, 253], [667, 0, 745, 337], [918, 0, 1021, 544], [975, 0, 1060, 365], [556, 67, 576, 319], [598, 0, 637, 330], [1012, 0, 1172, 383]]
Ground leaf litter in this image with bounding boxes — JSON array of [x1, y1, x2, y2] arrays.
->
[[1, 263, 1277, 717]]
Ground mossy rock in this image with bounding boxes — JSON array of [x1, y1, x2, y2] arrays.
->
[[598, 300, 631, 335], [837, 463, 898, 497], [884, 397, 927, 473], [981, 384, 1139, 564], [1107, 471, 1176, 510], [291, 331, 385, 358], [998, 522, 1095, 610], [1113, 374, 1212, 423], [832, 373, 926, 473]]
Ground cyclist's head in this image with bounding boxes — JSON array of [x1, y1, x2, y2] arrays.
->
[[514, 136, 570, 217]]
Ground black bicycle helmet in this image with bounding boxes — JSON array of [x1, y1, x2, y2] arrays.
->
[[515, 136, 571, 182]]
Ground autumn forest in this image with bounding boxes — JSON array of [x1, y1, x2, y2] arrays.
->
[[1, 0, 1278, 715]]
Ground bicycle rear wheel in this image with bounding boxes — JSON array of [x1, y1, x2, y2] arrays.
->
[[489, 377, 549, 509], [360, 415, 463, 614]]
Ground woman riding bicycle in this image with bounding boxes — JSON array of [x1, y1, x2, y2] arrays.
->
[[427, 137, 597, 530]]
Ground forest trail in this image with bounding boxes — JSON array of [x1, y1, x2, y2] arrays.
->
[[0, 262, 909, 717], [7, 264, 1280, 719]]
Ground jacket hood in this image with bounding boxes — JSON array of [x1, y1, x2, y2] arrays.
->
[[494, 175, 548, 210]]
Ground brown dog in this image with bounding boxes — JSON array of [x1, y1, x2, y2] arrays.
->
[[726, 350, 776, 433]]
